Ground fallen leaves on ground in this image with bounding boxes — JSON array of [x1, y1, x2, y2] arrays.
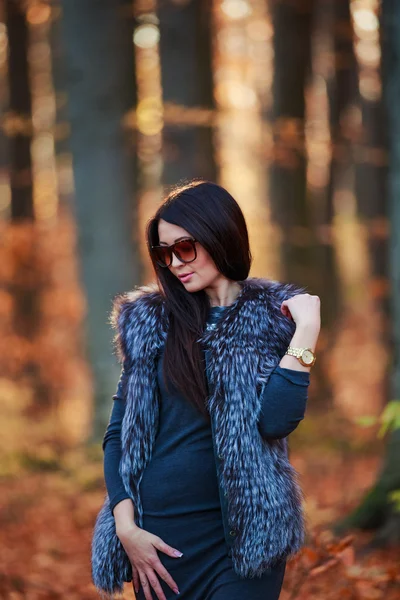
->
[[0, 450, 399, 600]]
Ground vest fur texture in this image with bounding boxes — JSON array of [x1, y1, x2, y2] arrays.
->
[[91, 277, 309, 598]]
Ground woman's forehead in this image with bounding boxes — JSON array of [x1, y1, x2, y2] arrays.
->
[[157, 219, 191, 244]]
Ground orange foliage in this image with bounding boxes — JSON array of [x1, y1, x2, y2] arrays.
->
[[0, 451, 399, 600], [0, 215, 92, 455]]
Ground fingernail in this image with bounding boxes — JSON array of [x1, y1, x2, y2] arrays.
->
[[173, 588, 180, 594], [173, 550, 183, 557]]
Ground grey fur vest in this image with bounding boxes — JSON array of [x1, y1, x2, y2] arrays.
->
[[91, 277, 308, 597]]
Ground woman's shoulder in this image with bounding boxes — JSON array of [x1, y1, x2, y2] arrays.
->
[[244, 277, 308, 305], [263, 278, 308, 302], [109, 282, 166, 364], [241, 279, 308, 339], [109, 282, 164, 329]]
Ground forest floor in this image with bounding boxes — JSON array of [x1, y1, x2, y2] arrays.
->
[[1, 422, 399, 600]]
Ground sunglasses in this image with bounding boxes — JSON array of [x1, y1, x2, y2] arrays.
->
[[151, 237, 198, 268]]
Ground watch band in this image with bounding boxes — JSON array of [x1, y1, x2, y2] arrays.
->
[[285, 346, 316, 366], [285, 347, 308, 358]]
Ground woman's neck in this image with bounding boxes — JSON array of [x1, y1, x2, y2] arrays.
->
[[206, 280, 242, 307]]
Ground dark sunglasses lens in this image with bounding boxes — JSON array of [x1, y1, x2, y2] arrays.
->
[[153, 247, 171, 267], [174, 240, 196, 262]]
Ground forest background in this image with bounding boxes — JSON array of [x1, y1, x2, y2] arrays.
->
[[1, 0, 400, 598]]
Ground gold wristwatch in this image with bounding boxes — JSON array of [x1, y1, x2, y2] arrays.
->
[[285, 346, 316, 367]]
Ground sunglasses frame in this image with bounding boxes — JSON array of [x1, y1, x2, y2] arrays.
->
[[151, 237, 198, 268]]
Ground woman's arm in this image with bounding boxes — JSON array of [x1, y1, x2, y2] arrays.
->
[[257, 365, 309, 440], [103, 367, 131, 515], [279, 292, 321, 372], [257, 322, 316, 439], [278, 323, 319, 372], [257, 287, 319, 439]]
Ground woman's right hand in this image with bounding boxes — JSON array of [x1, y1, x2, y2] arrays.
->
[[117, 523, 182, 599]]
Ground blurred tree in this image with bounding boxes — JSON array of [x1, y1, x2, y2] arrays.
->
[[269, 0, 315, 287], [6, 0, 34, 221], [59, 0, 139, 441], [158, 0, 216, 185], [334, 0, 400, 545], [269, 0, 336, 408], [324, 0, 356, 327], [326, 0, 358, 217], [6, 0, 42, 382], [49, 1, 71, 211], [354, 10, 389, 328]]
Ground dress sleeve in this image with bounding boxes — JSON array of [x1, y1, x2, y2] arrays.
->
[[257, 364, 310, 440], [103, 366, 131, 515]]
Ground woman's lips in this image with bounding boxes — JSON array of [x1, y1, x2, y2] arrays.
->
[[179, 272, 194, 283]]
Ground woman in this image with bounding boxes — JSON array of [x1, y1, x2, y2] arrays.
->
[[91, 180, 321, 600]]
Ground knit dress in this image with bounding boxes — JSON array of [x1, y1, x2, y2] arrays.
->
[[103, 305, 310, 600]]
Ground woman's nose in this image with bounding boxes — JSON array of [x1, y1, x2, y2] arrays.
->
[[171, 252, 182, 268]]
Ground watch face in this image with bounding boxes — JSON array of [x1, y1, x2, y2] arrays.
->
[[302, 350, 314, 365]]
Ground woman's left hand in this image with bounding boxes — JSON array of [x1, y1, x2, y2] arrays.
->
[[280, 293, 321, 331]]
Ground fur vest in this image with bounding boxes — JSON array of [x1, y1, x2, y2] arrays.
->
[[91, 277, 308, 597]]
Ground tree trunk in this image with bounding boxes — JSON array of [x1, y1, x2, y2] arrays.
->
[[59, 0, 139, 441], [269, 0, 334, 408], [6, 0, 34, 221], [49, 0, 72, 212], [333, 0, 400, 545], [325, 0, 357, 317], [6, 0, 42, 359], [158, 0, 216, 185], [269, 0, 315, 287], [355, 13, 390, 330]]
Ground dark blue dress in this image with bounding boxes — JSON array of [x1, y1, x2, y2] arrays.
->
[[103, 305, 310, 599]]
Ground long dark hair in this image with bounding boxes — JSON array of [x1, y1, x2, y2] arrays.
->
[[146, 179, 252, 420]]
